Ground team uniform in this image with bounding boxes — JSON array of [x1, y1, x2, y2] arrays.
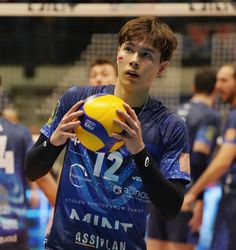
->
[[146, 100, 221, 244], [0, 118, 34, 250], [211, 108, 236, 250], [42, 85, 191, 250]]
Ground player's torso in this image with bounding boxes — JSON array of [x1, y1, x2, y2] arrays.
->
[[221, 109, 236, 187], [177, 101, 220, 153], [0, 118, 28, 249], [44, 85, 187, 250]]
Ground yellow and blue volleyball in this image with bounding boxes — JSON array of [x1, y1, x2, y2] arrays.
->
[[75, 93, 126, 153]]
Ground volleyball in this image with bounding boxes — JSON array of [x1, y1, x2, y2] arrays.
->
[[75, 93, 126, 153]]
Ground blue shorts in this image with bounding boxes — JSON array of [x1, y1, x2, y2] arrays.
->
[[211, 190, 236, 250], [146, 206, 199, 244]]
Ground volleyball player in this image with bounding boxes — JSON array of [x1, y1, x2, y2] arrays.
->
[[25, 16, 191, 250], [89, 58, 117, 86], [146, 68, 221, 250], [0, 114, 34, 250], [184, 63, 236, 250]]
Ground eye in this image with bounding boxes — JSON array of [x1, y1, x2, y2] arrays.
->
[[124, 46, 133, 53], [140, 51, 152, 59]]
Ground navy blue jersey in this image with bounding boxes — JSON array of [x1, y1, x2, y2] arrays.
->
[[220, 108, 236, 186], [0, 118, 34, 250], [176, 101, 221, 156], [42, 85, 191, 250]]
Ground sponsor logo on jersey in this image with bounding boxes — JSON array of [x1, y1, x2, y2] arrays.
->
[[69, 163, 91, 187], [112, 185, 149, 201], [75, 232, 126, 249], [47, 100, 60, 126], [70, 209, 133, 233]]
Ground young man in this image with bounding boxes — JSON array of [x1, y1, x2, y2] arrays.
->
[[0, 115, 34, 250], [184, 63, 236, 250], [89, 58, 117, 86], [25, 16, 191, 250], [146, 68, 221, 250]]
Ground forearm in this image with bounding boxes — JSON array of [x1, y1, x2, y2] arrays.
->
[[35, 173, 58, 207], [189, 153, 229, 198], [133, 148, 185, 219], [25, 133, 65, 181], [191, 151, 209, 200]]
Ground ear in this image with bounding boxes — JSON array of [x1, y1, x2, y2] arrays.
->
[[156, 61, 169, 77]]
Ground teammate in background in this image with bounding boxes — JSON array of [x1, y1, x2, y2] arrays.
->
[[2, 106, 19, 124], [88, 58, 117, 86], [0, 113, 34, 250], [146, 68, 221, 250], [184, 63, 236, 250], [25, 16, 191, 250]]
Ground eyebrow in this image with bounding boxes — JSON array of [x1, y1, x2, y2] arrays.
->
[[125, 41, 155, 54]]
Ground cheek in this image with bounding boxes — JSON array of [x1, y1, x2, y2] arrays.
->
[[117, 56, 124, 61]]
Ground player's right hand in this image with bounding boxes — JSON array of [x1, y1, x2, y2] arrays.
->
[[50, 100, 84, 146]]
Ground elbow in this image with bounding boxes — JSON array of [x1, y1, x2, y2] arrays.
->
[[24, 163, 38, 182], [24, 155, 40, 182]]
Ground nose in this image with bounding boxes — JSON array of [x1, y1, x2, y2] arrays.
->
[[129, 53, 139, 69]]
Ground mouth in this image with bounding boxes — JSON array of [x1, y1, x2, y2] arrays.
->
[[125, 70, 139, 78]]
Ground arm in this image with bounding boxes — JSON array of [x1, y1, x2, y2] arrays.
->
[[113, 103, 187, 219], [35, 172, 58, 207], [25, 100, 84, 181], [185, 143, 236, 206], [25, 134, 65, 181], [133, 148, 185, 219]]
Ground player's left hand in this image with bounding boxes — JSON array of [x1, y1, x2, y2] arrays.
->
[[112, 103, 145, 154], [188, 200, 203, 233], [181, 191, 196, 211]]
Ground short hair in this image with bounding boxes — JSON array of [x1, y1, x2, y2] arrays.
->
[[118, 16, 177, 62], [194, 68, 216, 94], [89, 58, 117, 75]]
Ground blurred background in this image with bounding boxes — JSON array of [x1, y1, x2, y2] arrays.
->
[[1, 1, 235, 131], [0, 1, 235, 250]]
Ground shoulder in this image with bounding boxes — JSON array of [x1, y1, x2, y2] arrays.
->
[[147, 98, 187, 132], [62, 84, 115, 103]]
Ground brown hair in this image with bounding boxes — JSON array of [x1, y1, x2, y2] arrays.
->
[[89, 58, 117, 75], [118, 16, 178, 62]]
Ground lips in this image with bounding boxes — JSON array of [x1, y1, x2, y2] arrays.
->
[[126, 70, 139, 78]]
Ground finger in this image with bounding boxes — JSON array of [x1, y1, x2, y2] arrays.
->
[[62, 131, 78, 139], [113, 118, 135, 138], [66, 100, 84, 116], [61, 120, 81, 132], [116, 109, 139, 131], [63, 110, 84, 124]]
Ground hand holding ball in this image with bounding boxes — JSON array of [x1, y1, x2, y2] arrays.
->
[[75, 94, 126, 153]]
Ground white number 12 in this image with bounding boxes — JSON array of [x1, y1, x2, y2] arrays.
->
[[93, 151, 123, 182]]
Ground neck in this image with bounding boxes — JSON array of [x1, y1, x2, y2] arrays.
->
[[191, 94, 214, 107], [114, 84, 148, 107]]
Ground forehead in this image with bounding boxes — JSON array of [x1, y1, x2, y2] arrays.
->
[[91, 64, 115, 72], [122, 40, 159, 52], [217, 65, 235, 79]]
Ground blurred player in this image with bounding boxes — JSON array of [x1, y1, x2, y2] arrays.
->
[[89, 58, 117, 86], [184, 63, 236, 250], [146, 68, 221, 250], [0, 112, 34, 250], [25, 16, 191, 250]]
